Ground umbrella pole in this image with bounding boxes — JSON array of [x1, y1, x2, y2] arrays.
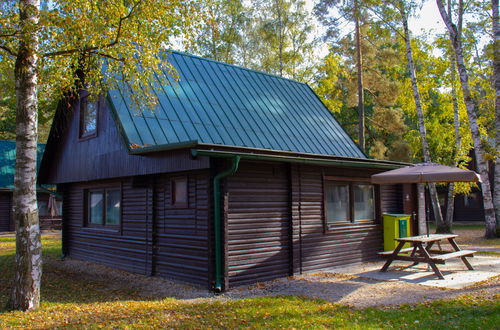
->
[[425, 183, 430, 237]]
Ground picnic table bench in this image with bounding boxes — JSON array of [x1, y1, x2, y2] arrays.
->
[[378, 234, 475, 279]]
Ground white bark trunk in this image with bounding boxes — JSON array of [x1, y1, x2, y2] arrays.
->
[[445, 55, 462, 229], [354, 0, 365, 152], [437, 0, 497, 238], [9, 0, 42, 311], [492, 0, 500, 236], [400, 4, 445, 231]]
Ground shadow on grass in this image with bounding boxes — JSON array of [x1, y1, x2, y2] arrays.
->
[[0, 237, 148, 312], [3, 294, 498, 329]]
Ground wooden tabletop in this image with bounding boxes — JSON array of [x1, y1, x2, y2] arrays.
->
[[395, 234, 458, 243]]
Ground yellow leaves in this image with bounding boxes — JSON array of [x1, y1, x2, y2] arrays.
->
[[2, 0, 207, 114]]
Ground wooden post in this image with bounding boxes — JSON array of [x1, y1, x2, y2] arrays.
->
[[417, 184, 427, 235]]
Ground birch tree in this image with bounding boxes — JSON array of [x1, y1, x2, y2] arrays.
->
[[0, 0, 204, 311], [436, 0, 498, 237], [395, 0, 446, 232], [443, 0, 464, 230], [444, 55, 462, 229], [492, 0, 500, 235]]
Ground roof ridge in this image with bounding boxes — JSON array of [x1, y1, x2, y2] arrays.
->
[[167, 49, 309, 86]]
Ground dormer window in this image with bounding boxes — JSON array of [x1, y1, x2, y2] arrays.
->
[[79, 95, 98, 139]]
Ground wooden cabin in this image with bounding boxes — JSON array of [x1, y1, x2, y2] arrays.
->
[[0, 140, 62, 232], [430, 153, 495, 223], [39, 51, 418, 291]]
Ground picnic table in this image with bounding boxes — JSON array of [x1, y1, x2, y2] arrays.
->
[[378, 234, 475, 279]]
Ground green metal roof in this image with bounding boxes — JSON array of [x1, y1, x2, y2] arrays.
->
[[0, 140, 46, 190], [108, 51, 366, 159]]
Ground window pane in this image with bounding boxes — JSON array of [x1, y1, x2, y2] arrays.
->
[[89, 191, 103, 224], [464, 192, 479, 208], [173, 178, 188, 206], [56, 201, 63, 216], [106, 189, 121, 225], [38, 201, 48, 217], [326, 184, 349, 223], [81, 98, 97, 136], [353, 184, 375, 221]]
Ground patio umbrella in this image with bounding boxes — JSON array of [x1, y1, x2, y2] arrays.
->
[[371, 162, 481, 237], [47, 194, 59, 217], [371, 162, 481, 184]]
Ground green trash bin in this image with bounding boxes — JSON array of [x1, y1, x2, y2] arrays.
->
[[383, 213, 411, 251]]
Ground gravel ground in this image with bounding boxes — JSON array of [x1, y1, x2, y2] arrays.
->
[[6, 231, 499, 308], [46, 256, 499, 309]]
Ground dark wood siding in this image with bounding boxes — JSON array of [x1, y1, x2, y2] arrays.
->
[[153, 171, 210, 286], [226, 162, 290, 287], [0, 192, 62, 232], [291, 164, 405, 274], [0, 192, 11, 232], [37, 193, 62, 230], [224, 162, 409, 286], [63, 178, 154, 275], [40, 95, 209, 185], [380, 184, 403, 213], [62, 171, 210, 286]]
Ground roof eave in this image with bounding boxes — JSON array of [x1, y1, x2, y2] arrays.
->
[[129, 140, 199, 155], [191, 148, 408, 170]]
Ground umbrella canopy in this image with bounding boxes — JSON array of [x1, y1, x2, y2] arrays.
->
[[47, 194, 59, 217], [371, 162, 481, 184]]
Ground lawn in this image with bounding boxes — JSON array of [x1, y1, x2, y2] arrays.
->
[[427, 222, 500, 256], [0, 234, 499, 329]]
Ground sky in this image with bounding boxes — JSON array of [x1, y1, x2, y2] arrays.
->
[[305, 0, 448, 57], [408, 0, 447, 37]]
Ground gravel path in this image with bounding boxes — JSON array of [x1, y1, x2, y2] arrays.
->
[[6, 231, 498, 308], [48, 256, 499, 309]]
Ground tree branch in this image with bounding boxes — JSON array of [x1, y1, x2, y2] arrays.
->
[[0, 43, 17, 57], [364, 6, 406, 40], [90, 51, 125, 62], [0, 31, 19, 38], [42, 0, 142, 57]]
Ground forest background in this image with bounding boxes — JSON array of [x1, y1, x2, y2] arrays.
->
[[1, 0, 494, 168], [0, 0, 497, 311]]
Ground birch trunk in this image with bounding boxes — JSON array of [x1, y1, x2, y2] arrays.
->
[[400, 5, 446, 232], [437, 0, 497, 238], [9, 0, 42, 311], [492, 0, 500, 236], [354, 0, 365, 152], [445, 55, 462, 230], [275, 0, 284, 77]]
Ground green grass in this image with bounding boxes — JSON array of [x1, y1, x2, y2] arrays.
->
[[0, 235, 499, 329], [476, 251, 500, 256]]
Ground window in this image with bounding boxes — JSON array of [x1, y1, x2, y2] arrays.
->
[[325, 180, 376, 225], [171, 177, 188, 207], [56, 200, 63, 216], [86, 188, 121, 227], [79, 95, 98, 138], [325, 183, 349, 223], [464, 192, 480, 208], [38, 201, 49, 217], [353, 184, 375, 221]]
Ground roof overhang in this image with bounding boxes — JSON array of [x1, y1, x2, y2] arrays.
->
[[190, 148, 408, 170]]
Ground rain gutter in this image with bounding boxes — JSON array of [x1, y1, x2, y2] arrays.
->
[[213, 155, 240, 292], [191, 149, 403, 170]]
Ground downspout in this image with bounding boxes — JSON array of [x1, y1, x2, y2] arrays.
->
[[213, 155, 240, 292]]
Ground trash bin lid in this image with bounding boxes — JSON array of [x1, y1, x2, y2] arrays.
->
[[383, 213, 411, 217]]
